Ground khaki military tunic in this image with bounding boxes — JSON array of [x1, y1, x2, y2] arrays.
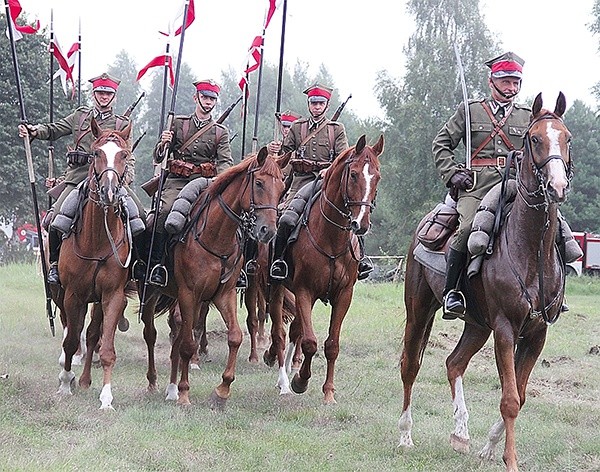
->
[[282, 116, 348, 200], [153, 115, 233, 232], [432, 98, 531, 252], [35, 106, 136, 213]]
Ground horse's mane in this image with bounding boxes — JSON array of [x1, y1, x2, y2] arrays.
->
[[206, 152, 283, 198], [322, 145, 354, 187]]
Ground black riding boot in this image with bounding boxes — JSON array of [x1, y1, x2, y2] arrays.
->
[[270, 222, 292, 281], [149, 232, 168, 287], [442, 248, 467, 320], [47, 228, 61, 285], [131, 233, 148, 281], [357, 235, 374, 280]]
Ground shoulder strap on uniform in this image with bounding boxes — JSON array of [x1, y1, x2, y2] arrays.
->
[[180, 122, 216, 154], [74, 109, 94, 149], [327, 123, 335, 160]]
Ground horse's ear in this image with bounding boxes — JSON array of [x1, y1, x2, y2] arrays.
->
[[532, 93, 543, 118], [372, 134, 384, 157], [91, 117, 101, 139], [355, 135, 367, 154], [257, 146, 268, 165], [276, 151, 292, 170], [118, 121, 132, 141], [554, 92, 567, 118]]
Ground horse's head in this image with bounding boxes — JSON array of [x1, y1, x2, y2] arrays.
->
[[522, 92, 572, 204], [210, 146, 286, 244], [89, 118, 132, 207], [324, 134, 384, 235]]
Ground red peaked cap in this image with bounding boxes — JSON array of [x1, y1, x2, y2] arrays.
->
[[303, 83, 333, 102], [280, 110, 301, 127], [89, 73, 120, 93], [485, 52, 524, 79], [194, 79, 220, 98]]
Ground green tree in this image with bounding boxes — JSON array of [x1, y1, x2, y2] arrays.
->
[[562, 100, 600, 233], [373, 0, 498, 255]]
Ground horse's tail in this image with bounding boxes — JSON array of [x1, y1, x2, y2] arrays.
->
[[282, 288, 296, 324], [155, 294, 177, 317]]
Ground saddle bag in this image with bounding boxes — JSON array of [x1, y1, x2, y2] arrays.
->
[[417, 200, 459, 251]]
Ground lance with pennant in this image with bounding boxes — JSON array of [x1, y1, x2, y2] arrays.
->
[[48, 9, 55, 208], [139, 0, 192, 320], [4, 0, 56, 335]]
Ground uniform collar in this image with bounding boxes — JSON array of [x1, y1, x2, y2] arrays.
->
[[309, 116, 326, 130], [93, 108, 113, 120], [193, 114, 212, 128], [489, 99, 513, 115]]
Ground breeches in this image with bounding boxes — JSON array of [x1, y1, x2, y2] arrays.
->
[[450, 194, 482, 253]]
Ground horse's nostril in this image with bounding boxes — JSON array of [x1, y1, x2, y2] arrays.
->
[[350, 221, 360, 232]]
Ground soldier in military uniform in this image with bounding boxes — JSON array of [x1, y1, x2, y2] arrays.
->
[[433, 52, 531, 319], [267, 110, 301, 156], [268, 84, 372, 281], [18, 73, 139, 285], [149, 79, 233, 287]]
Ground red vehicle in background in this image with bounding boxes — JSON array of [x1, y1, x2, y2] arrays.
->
[[567, 231, 600, 276]]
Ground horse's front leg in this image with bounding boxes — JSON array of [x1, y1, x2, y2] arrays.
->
[[446, 323, 491, 454], [264, 284, 291, 395], [244, 276, 260, 363], [58, 293, 87, 396], [97, 290, 127, 410], [492, 323, 520, 472], [80, 303, 103, 389], [291, 289, 317, 396], [172, 289, 200, 406], [321, 289, 353, 405], [192, 302, 210, 368], [210, 288, 243, 410], [285, 316, 303, 376]]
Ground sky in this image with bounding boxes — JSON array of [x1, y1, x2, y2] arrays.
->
[[11, 0, 600, 118]]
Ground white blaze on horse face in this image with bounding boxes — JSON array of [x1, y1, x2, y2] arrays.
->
[[356, 162, 374, 225], [545, 121, 569, 197], [98, 141, 122, 201]]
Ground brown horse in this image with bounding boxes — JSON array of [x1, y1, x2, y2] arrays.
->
[[54, 120, 134, 410], [266, 134, 384, 404], [399, 93, 572, 472], [139, 147, 287, 408]]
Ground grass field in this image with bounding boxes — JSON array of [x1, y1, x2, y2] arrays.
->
[[1, 263, 599, 471]]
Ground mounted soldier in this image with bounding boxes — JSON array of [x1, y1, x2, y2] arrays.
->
[[18, 73, 143, 285], [268, 83, 373, 281], [148, 79, 233, 287], [433, 52, 578, 319]]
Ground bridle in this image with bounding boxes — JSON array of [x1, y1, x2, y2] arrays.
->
[[517, 112, 573, 209], [216, 164, 279, 239], [508, 112, 572, 325], [320, 151, 377, 232]]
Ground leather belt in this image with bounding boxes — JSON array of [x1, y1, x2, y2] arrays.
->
[[168, 159, 217, 178], [471, 156, 509, 168]]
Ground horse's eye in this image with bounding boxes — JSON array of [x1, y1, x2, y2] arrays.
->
[[255, 179, 264, 190], [350, 171, 358, 181], [531, 136, 539, 145]]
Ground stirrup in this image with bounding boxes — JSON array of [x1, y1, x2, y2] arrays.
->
[[131, 260, 147, 281], [47, 262, 60, 285], [245, 259, 257, 276], [236, 270, 248, 289], [149, 264, 168, 287], [270, 259, 288, 281], [442, 290, 466, 320], [357, 257, 374, 281]]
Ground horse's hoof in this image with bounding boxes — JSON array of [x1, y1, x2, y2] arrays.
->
[[190, 363, 201, 370], [263, 350, 276, 367], [450, 433, 470, 454], [323, 392, 337, 405], [117, 316, 130, 332], [290, 374, 308, 394], [99, 404, 115, 411], [165, 383, 179, 401], [208, 390, 227, 411]]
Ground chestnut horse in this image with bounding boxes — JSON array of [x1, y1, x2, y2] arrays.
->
[[54, 120, 134, 410], [266, 134, 384, 404], [139, 148, 287, 408], [399, 93, 572, 472]]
